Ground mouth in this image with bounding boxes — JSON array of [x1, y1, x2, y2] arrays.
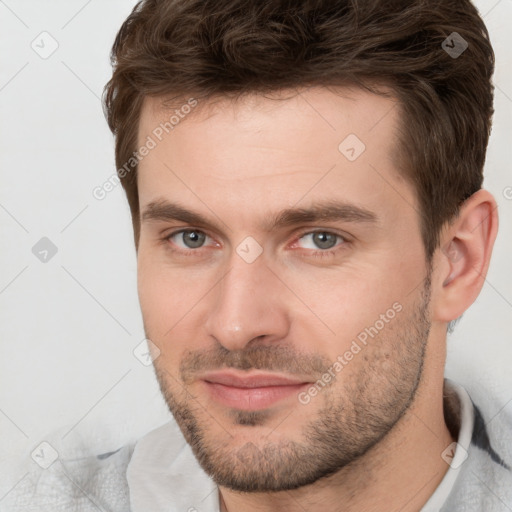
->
[[199, 371, 311, 411]]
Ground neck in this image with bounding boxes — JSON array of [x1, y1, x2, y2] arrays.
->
[[219, 341, 454, 512]]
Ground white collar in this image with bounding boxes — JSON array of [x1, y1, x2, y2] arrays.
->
[[419, 378, 475, 511], [126, 419, 220, 512]]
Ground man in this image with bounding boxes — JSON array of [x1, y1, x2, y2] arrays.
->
[[7, 0, 511, 511]]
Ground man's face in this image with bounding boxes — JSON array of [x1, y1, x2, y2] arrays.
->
[[136, 86, 432, 491]]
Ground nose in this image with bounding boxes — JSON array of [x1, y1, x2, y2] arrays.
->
[[204, 251, 290, 351]]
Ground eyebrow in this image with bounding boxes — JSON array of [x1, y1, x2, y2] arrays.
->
[[141, 198, 378, 232]]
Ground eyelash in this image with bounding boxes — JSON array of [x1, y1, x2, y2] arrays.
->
[[161, 229, 349, 259]]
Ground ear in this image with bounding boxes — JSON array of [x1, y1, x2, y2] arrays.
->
[[431, 189, 499, 323]]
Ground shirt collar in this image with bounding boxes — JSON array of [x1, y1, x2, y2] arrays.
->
[[127, 419, 219, 512], [419, 378, 475, 511]]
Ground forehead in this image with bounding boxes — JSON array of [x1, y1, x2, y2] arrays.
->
[[139, 85, 401, 150], [136, 86, 415, 230]]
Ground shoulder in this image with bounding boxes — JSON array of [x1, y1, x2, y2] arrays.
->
[[3, 443, 136, 512]]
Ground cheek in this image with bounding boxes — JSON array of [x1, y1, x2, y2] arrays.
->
[[281, 261, 416, 365], [137, 249, 213, 340], [281, 265, 398, 338], [137, 265, 185, 367], [137, 249, 178, 332]]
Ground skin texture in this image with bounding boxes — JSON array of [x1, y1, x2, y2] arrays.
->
[[135, 86, 498, 512]]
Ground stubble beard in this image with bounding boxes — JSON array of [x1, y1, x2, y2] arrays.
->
[[150, 275, 431, 492]]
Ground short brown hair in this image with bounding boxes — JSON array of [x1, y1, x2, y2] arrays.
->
[[103, 0, 494, 258]]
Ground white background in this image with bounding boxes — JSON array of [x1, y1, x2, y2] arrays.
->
[[0, 0, 511, 502]]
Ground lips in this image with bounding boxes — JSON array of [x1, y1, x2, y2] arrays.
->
[[200, 371, 310, 411], [202, 371, 307, 388]]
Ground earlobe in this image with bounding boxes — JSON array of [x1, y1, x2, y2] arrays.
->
[[434, 189, 498, 322]]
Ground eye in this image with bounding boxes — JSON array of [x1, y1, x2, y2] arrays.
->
[[295, 231, 345, 251], [165, 229, 210, 250]]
